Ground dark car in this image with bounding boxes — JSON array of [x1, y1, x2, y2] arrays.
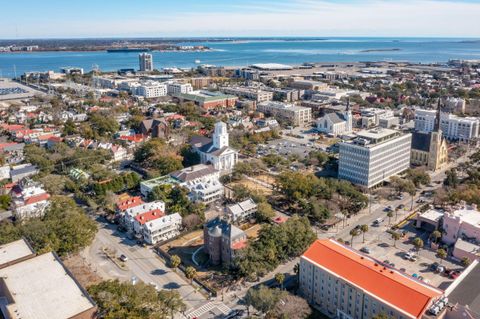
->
[[430, 262, 440, 272]]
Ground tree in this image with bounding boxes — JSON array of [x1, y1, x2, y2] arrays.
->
[[185, 266, 197, 283], [134, 139, 183, 176], [387, 211, 394, 225], [170, 255, 181, 272], [360, 224, 369, 243], [437, 248, 447, 264], [88, 280, 185, 319], [256, 202, 275, 222], [430, 230, 442, 244], [269, 294, 312, 319], [244, 286, 286, 315], [462, 257, 472, 267], [391, 232, 401, 248], [0, 195, 11, 211], [180, 145, 200, 167], [444, 169, 459, 188], [274, 273, 285, 290], [350, 228, 360, 247], [413, 237, 424, 255]]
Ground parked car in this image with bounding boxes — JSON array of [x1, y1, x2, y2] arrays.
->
[[436, 265, 446, 274], [119, 254, 128, 262], [450, 270, 461, 279], [397, 204, 405, 210], [430, 262, 440, 272], [404, 252, 417, 261], [360, 247, 371, 254]]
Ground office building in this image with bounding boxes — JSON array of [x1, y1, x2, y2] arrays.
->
[[0, 239, 97, 319], [174, 90, 237, 110], [139, 53, 153, 72], [338, 128, 412, 188], [415, 109, 479, 142], [299, 239, 444, 319], [257, 101, 312, 127], [136, 81, 167, 98], [221, 86, 273, 103], [167, 82, 193, 95]]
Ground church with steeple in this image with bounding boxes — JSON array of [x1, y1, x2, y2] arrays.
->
[[189, 121, 238, 172], [316, 99, 353, 136], [411, 100, 448, 171]]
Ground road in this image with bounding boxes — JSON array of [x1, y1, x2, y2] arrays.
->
[[84, 221, 206, 310]]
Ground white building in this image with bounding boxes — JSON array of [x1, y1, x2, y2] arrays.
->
[[226, 198, 258, 223], [316, 103, 353, 136], [221, 86, 273, 103], [415, 109, 479, 141], [361, 108, 396, 128], [190, 122, 238, 172], [170, 164, 224, 204], [123, 201, 166, 232], [338, 128, 412, 188], [142, 213, 182, 245], [257, 101, 312, 127], [139, 53, 153, 72], [10, 179, 50, 220], [167, 82, 193, 95], [136, 81, 167, 98]]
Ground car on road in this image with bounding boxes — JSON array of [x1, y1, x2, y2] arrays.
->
[[396, 195, 404, 200], [430, 262, 440, 272], [435, 265, 446, 274], [450, 270, 461, 279], [223, 310, 244, 319], [384, 206, 393, 212], [372, 218, 384, 227], [360, 247, 371, 254], [119, 254, 128, 262], [397, 204, 405, 210]]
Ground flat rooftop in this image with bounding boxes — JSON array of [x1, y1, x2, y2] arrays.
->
[[0, 79, 43, 101], [345, 128, 407, 148], [447, 260, 480, 314], [0, 239, 33, 267], [448, 206, 480, 227], [302, 239, 443, 319], [250, 63, 293, 70], [0, 252, 95, 319]]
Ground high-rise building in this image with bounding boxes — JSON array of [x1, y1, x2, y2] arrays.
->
[[299, 239, 444, 319], [338, 128, 412, 188], [139, 53, 153, 72]]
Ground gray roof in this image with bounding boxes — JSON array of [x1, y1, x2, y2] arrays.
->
[[10, 165, 38, 177], [325, 112, 347, 124], [170, 164, 218, 182], [448, 261, 480, 314], [411, 131, 431, 152], [205, 218, 246, 242], [227, 198, 257, 220]]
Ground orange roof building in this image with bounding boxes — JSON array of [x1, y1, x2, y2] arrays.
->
[[299, 239, 443, 319], [116, 195, 144, 211], [134, 209, 165, 225]]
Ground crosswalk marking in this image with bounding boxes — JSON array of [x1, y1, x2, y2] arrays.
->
[[186, 302, 231, 318]]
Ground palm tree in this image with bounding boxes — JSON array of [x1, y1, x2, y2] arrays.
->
[[350, 229, 360, 248], [387, 211, 393, 225], [170, 255, 181, 272], [437, 248, 447, 264], [413, 237, 424, 255], [462, 257, 472, 267], [275, 273, 285, 290], [391, 232, 401, 248], [293, 263, 300, 280], [185, 266, 197, 284], [430, 230, 442, 244], [360, 224, 369, 243]]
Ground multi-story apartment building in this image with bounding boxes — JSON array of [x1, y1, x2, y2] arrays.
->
[[136, 81, 167, 98], [122, 200, 166, 232], [338, 128, 412, 188], [142, 213, 182, 245], [221, 86, 273, 103], [10, 179, 50, 220], [167, 82, 193, 95], [257, 101, 312, 127], [170, 164, 224, 204], [414, 109, 479, 141], [299, 239, 444, 319], [139, 53, 153, 72]]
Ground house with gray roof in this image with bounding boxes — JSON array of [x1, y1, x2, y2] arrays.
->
[[226, 198, 258, 223]]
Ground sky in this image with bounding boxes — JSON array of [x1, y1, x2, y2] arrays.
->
[[1, 0, 480, 38]]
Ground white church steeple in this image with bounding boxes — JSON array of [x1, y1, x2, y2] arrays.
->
[[213, 121, 229, 149]]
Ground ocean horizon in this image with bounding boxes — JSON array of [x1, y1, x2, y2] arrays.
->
[[1, 37, 480, 78]]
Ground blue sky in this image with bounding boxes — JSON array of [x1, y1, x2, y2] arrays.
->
[[1, 0, 480, 38]]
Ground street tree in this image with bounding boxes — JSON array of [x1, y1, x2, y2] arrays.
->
[[413, 237, 424, 255], [462, 257, 472, 267], [185, 266, 197, 284], [387, 211, 394, 225], [269, 294, 312, 319], [430, 230, 442, 244], [360, 224, 369, 243], [170, 255, 181, 272], [350, 229, 360, 247], [437, 248, 447, 264], [275, 273, 285, 290], [391, 232, 401, 248]]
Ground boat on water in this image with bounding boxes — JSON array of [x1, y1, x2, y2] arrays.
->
[[194, 59, 201, 64], [107, 47, 152, 53]]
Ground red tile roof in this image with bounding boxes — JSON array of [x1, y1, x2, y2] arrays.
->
[[302, 239, 443, 319], [134, 209, 165, 225], [231, 240, 247, 250], [0, 142, 18, 151], [116, 196, 144, 211], [24, 193, 50, 205]]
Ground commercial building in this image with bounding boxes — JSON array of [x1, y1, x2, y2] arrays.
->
[[139, 53, 153, 72], [190, 122, 239, 172], [136, 81, 167, 98], [299, 239, 444, 319], [0, 239, 97, 319], [290, 80, 328, 91], [203, 218, 247, 266], [257, 101, 312, 127], [170, 164, 224, 204], [190, 77, 212, 89], [414, 109, 479, 142], [142, 213, 182, 245], [338, 128, 412, 188], [175, 90, 237, 110], [167, 82, 193, 95], [221, 86, 273, 103], [360, 108, 397, 129]]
